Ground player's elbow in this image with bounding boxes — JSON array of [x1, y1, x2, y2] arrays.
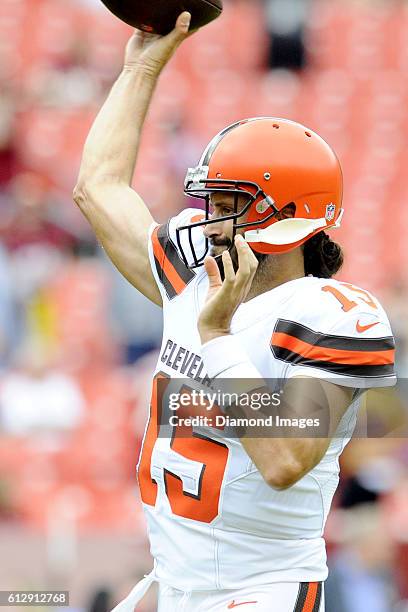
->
[[73, 182, 86, 208], [73, 177, 94, 208], [73, 179, 104, 212], [263, 462, 306, 491]]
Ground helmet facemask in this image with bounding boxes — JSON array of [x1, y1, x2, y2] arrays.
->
[[176, 174, 279, 269]]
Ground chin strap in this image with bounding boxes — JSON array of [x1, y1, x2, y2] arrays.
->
[[245, 217, 327, 246], [245, 208, 344, 247]]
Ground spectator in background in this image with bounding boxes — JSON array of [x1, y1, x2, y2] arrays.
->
[[326, 504, 398, 612], [385, 282, 408, 377], [107, 262, 163, 364], [1, 171, 77, 305], [263, 0, 310, 70], [27, 34, 100, 108], [2, 172, 76, 254], [0, 88, 19, 195], [325, 436, 407, 610], [0, 245, 16, 367], [0, 341, 84, 437], [0, 172, 79, 354]]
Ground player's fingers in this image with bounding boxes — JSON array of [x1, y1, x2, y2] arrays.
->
[[222, 250, 235, 285], [177, 11, 192, 33], [204, 256, 223, 289], [238, 235, 258, 273], [234, 235, 251, 284], [127, 12, 191, 73], [142, 11, 191, 67], [167, 11, 192, 41], [248, 248, 259, 276]]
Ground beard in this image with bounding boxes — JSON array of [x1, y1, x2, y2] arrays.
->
[[209, 236, 232, 255], [210, 238, 268, 280], [209, 237, 234, 280]]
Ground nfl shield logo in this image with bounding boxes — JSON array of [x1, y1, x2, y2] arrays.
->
[[325, 203, 336, 221]]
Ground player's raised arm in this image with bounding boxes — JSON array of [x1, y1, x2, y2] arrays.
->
[[73, 12, 192, 306]]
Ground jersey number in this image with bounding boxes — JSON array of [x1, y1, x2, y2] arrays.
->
[[322, 282, 378, 312], [138, 373, 229, 523]]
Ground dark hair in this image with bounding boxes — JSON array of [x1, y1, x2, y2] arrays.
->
[[303, 231, 344, 278]]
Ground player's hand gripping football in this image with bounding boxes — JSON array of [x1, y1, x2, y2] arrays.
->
[[198, 236, 259, 344], [124, 11, 192, 76]]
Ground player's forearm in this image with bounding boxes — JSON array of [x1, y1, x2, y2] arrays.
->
[[201, 336, 331, 490], [77, 67, 157, 187], [76, 15, 191, 190], [223, 389, 326, 490], [240, 433, 326, 490]]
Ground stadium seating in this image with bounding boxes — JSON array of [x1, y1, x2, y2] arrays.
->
[[2, 0, 408, 533], [10, 0, 408, 286]]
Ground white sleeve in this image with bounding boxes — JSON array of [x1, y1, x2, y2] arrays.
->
[[271, 313, 396, 389], [147, 208, 206, 301]]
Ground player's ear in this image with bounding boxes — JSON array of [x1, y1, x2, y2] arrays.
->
[[276, 203, 296, 221]]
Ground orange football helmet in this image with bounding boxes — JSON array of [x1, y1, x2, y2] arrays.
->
[[178, 117, 343, 268]]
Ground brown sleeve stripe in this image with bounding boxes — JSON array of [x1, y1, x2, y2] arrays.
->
[[272, 332, 394, 366], [294, 582, 322, 612], [271, 319, 395, 378], [151, 224, 195, 300], [157, 223, 196, 284], [273, 347, 395, 377], [275, 319, 395, 353]]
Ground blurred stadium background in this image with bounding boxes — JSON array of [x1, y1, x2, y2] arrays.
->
[[1, 0, 408, 610]]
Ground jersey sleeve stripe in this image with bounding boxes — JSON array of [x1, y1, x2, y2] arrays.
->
[[275, 319, 395, 353], [271, 319, 396, 378], [153, 256, 178, 299], [294, 582, 322, 612], [311, 583, 322, 612], [273, 346, 395, 377], [151, 226, 192, 299], [272, 332, 395, 366], [156, 223, 196, 284]]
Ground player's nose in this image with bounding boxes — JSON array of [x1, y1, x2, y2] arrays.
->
[[203, 221, 223, 240]]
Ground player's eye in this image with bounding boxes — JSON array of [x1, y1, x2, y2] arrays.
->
[[208, 202, 234, 217]]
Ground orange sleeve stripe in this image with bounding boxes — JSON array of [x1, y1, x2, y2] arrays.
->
[[302, 582, 319, 612], [152, 227, 187, 295], [272, 332, 395, 366], [190, 214, 205, 223]]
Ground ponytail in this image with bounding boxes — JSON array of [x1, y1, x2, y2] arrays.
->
[[303, 231, 344, 278]]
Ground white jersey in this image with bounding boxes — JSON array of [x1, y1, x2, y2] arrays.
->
[[137, 208, 396, 591]]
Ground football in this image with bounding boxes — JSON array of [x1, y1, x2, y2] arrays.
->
[[99, 0, 223, 34]]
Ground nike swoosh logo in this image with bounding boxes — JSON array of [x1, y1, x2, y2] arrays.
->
[[356, 320, 380, 333], [227, 602, 258, 609]]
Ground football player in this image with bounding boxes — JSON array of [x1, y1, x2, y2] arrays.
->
[[74, 13, 396, 612]]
